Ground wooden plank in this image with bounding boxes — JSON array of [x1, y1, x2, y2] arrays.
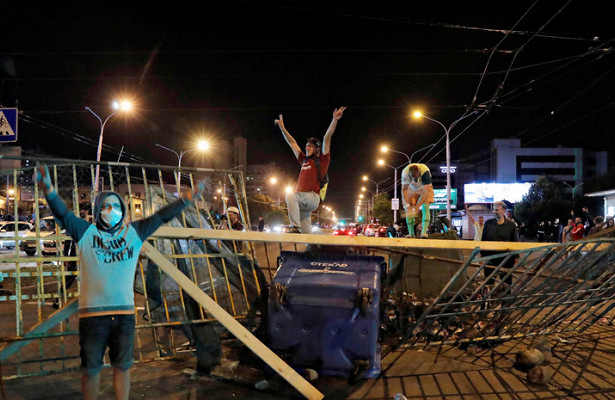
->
[[141, 241, 324, 400], [0, 298, 78, 361], [152, 226, 564, 252]]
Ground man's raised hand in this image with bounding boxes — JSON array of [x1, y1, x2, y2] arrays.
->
[[333, 107, 346, 120], [35, 164, 53, 195], [274, 114, 284, 129]]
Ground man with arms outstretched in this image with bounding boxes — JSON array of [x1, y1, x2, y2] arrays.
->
[[275, 107, 346, 233]]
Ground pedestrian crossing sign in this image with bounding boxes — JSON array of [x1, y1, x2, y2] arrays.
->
[[0, 108, 18, 142]]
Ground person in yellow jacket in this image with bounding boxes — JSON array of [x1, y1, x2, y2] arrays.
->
[[401, 163, 434, 237]]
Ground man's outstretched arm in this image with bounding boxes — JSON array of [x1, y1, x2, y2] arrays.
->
[[275, 114, 301, 159], [322, 107, 346, 155]]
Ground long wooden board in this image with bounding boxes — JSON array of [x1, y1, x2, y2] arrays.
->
[[153, 226, 564, 252], [0, 298, 79, 361]]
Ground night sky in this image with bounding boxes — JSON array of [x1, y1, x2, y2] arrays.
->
[[2, 1, 614, 217]]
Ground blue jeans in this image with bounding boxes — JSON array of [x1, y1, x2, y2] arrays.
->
[[79, 314, 135, 375], [286, 191, 320, 233]]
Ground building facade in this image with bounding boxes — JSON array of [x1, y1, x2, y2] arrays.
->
[[491, 139, 608, 196]]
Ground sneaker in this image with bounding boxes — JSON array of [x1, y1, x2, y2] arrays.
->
[[421, 233, 429, 238], [287, 227, 302, 234]]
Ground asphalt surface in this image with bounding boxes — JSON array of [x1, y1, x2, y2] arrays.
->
[[3, 321, 615, 400]]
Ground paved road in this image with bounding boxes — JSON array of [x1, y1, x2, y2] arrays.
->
[[4, 322, 615, 399]]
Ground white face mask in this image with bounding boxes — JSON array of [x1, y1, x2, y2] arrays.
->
[[101, 208, 122, 228]]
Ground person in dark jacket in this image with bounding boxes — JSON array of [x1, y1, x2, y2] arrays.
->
[[481, 201, 519, 286]]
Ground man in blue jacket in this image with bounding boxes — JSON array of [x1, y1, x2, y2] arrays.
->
[[36, 165, 202, 400]]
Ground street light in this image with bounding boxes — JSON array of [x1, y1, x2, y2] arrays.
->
[[156, 140, 210, 193], [563, 182, 584, 200], [412, 110, 477, 222], [361, 175, 390, 195], [380, 146, 411, 165], [377, 160, 402, 224], [86, 100, 133, 191]]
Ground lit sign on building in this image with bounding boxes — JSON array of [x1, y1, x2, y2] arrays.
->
[[430, 188, 458, 210], [439, 166, 457, 173], [464, 183, 532, 204]]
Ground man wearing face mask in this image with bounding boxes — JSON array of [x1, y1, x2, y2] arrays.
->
[[275, 107, 346, 233], [35, 165, 202, 400], [480, 200, 519, 286]]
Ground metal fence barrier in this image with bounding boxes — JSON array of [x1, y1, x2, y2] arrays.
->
[[1, 156, 614, 388]]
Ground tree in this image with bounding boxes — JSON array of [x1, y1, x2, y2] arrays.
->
[[246, 193, 286, 228], [373, 192, 393, 225], [514, 176, 569, 232]]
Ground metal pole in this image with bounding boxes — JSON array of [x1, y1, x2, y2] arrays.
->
[[393, 167, 398, 224], [446, 128, 451, 222], [87, 107, 118, 192]]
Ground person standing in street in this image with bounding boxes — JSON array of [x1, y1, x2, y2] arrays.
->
[[571, 217, 585, 241], [465, 204, 484, 241], [562, 218, 575, 242], [275, 107, 346, 233], [35, 165, 202, 400], [257, 216, 265, 232], [481, 201, 518, 286], [401, 163, 434, 238]]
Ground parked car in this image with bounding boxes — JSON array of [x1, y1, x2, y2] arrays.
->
[[363, 224, 381, 237], [375, 225, 387, 237], [333, 226, 355, 236], [20, 217, 64, 256], [0, 221, 34, 249]]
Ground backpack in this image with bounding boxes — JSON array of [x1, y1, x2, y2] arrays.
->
[[313, 156, 329, 203]]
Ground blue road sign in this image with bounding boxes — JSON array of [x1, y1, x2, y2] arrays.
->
[[0, 108, 18, 143]]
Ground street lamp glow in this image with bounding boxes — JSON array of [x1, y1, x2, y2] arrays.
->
[[197, 140, 210, 151], [112, 100, 133, 112], [270, 177, 277, 185], [361, 187, 366, 191], [381, 146, 388, 153], [378, 159, 385, 165], [412, 110, 423, 119], [285, 186, 293, 194], [362, 175, 368, 181], [155, 141, 211, 193]]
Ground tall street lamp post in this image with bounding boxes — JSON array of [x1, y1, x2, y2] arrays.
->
[[86, 100, 133, 192], [156, 140, 210, 194], [412, 111, 477, 222], [377, 160, 401, 224]]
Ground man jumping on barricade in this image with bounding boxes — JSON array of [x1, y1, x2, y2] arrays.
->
[[275, 107, 346, 233]]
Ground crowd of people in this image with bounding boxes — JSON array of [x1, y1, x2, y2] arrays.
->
[[528, 207, 614, 243]]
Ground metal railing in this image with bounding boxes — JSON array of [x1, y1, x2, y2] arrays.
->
[[1, 156, 614, 386]]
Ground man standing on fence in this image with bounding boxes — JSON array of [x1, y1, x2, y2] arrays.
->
[[401, 163, 435, 238], [275, 107, 346, 233], [35, 165, 202, 400]]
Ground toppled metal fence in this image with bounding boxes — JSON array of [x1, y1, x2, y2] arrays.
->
[[395, 237, 615, 350], [0, 157, 266, 379]]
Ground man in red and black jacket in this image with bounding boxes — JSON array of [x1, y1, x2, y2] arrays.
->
[[571, 217, 585, 241], [275, 107, 346, 233]]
